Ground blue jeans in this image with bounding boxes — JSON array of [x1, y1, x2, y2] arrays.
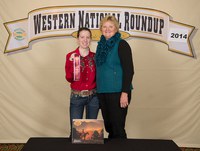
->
[[69, 93, 99, 129]]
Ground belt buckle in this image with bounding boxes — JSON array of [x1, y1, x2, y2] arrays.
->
[[81, 90, 89, 97]]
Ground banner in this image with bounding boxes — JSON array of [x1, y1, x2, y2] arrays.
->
[[4, 5, 195, 57]]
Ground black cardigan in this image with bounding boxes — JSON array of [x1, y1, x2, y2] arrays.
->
[[118, 40, 134, 93]]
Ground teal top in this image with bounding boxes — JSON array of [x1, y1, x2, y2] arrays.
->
[[96, 32, 134, 93], [96, 38, 123, 93]]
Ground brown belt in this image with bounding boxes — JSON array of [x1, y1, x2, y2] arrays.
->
[[71, 89, 96, 97]]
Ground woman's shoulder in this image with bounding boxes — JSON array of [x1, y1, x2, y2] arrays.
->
[[119, 39, 129, 46], [66, 49, 78, 61], [67, 50, 75, 54], [118, 39, 132, 52], [66, 48, 78, 56]]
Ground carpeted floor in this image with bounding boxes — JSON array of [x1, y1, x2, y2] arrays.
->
[[0, 144, 200, 151], [0, 144, 24, 151]]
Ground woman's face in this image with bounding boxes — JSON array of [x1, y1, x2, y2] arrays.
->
[[77, 30, 91, 49], [101, 21, 117, 40]]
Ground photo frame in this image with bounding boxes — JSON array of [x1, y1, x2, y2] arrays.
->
[[72, 119, 104, 144]]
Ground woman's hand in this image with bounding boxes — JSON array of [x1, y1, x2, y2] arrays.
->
[[120, 92, 129, 108]]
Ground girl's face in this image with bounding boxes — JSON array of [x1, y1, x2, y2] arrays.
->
[[77, 30, 91, 49], [101, 21, 117, 40]]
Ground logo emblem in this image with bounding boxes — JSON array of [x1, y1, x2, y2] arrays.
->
[[13, 28, 26, 41]]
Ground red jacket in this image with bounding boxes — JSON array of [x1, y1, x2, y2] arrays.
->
[[65, 47, 96, 91]]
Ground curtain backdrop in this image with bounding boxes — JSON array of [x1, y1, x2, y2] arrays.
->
[[0, 0, 200, 148]]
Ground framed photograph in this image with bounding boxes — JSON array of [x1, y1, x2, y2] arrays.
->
[[72, 119, 104, 144]]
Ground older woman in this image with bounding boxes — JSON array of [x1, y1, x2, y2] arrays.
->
[[96, 16, 134, 139]]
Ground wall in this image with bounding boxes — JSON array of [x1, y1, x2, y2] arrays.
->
[[0, 0, 200, 147]]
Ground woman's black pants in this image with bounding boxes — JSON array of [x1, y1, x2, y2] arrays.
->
[[97, 91, 131, 139]]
